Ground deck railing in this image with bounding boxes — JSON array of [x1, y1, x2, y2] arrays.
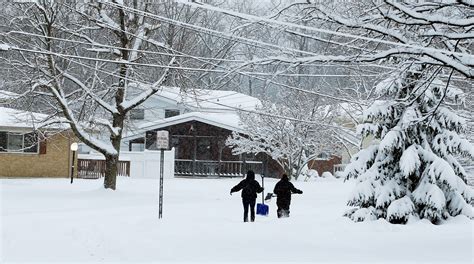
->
[[175, 159, 263, 177], [78, 159, 130, 179]]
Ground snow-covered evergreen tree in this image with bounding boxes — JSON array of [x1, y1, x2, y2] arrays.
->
[[344, 64, 474, 224]]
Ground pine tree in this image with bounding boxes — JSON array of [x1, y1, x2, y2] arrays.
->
[[344, 64, 474, 224]]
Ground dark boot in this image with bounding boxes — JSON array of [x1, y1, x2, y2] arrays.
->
[[277, 208, 283, 218]]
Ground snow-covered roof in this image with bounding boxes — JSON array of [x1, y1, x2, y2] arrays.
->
[[129, 84, 261, 112], [124, 111, 242, 140], [0, 106, 68, 130], [161, 87, 260, 111]]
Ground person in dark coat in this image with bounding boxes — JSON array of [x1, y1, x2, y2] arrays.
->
[[230, 170, 264, 222], [273, 174, 303, 218]]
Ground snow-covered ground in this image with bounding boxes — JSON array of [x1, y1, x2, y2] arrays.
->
[[1, 177, 472, 263]]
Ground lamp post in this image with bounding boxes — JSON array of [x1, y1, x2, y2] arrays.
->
[[70, 142, 78, 184]]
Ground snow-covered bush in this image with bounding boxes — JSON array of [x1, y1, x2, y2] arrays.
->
[[306, 169, 319, 179], [321, 171, 334, 178], [344, 206, 378, 222], [344, 65, 474, 224]]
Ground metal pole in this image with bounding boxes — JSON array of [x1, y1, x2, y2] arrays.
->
[[70, 151, 76, 184], [159, 148, 164, 219]]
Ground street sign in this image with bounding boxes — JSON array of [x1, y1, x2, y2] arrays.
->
[[156, 130, 168, 219], [156, 130, 169, 150]]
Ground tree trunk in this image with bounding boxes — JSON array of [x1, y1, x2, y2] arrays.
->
[[103, 114, 124, 190], [104, 154, 119, 190]]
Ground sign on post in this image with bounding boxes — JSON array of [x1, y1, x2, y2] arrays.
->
[[156, 130, 169, 150], [156, 130, 169, 219]]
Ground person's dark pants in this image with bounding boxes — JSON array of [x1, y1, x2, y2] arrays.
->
[[276, 199, 290, 218], [242, 198, 256, 222]]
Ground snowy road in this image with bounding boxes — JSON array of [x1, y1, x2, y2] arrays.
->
[[1, 177, 472, 263]]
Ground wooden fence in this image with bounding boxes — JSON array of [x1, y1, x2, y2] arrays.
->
[[77, 159, 130, 179]]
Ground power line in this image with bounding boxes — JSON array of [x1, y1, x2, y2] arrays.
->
[[4, 29, 403, 71], [24, 39, 359, 128], [5, 45, 385, 77]]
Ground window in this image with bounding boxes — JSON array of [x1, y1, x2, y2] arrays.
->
[[130, 108, 145, 120], [130, 143, 144, 151], [165, 109, 180, 118], [0, 131, 39, 153]]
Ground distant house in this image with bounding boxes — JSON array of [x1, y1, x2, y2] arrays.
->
[[0, 106, 74, 178], [307, 153, 342, 176]]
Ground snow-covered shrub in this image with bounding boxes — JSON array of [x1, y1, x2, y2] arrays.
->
[[334, 171, 344, 178], [321, 171, 333, 178], [344, 206, 377, 222], [344, 65, 474, 224], [307, 169, 319, 178]]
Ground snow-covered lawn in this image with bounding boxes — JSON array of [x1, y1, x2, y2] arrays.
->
[[1, 177, 472, 263]]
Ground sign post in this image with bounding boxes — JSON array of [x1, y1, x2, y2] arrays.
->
[[156, 130, 169, 219]]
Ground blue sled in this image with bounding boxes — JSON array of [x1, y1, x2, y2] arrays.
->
[[257, 203, 269, 216]]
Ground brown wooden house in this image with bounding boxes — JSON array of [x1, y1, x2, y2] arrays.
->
[[123, 112, 283, 178]]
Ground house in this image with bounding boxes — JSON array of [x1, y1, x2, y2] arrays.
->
[[116, 86, 284, 178], [122, 111, 283, 177], [0, 106, 75, 178], [307, 154, 342, 176]]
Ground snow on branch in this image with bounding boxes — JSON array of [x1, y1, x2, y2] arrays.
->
[[385, 0, 474, 27], [0, 43, 10, 51], [120, 57, 176, 112], [56, 68, 118, 115]]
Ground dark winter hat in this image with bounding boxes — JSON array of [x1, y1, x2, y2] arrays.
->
[[281, 174, 289, 180], [246, 170, 255, 180]]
